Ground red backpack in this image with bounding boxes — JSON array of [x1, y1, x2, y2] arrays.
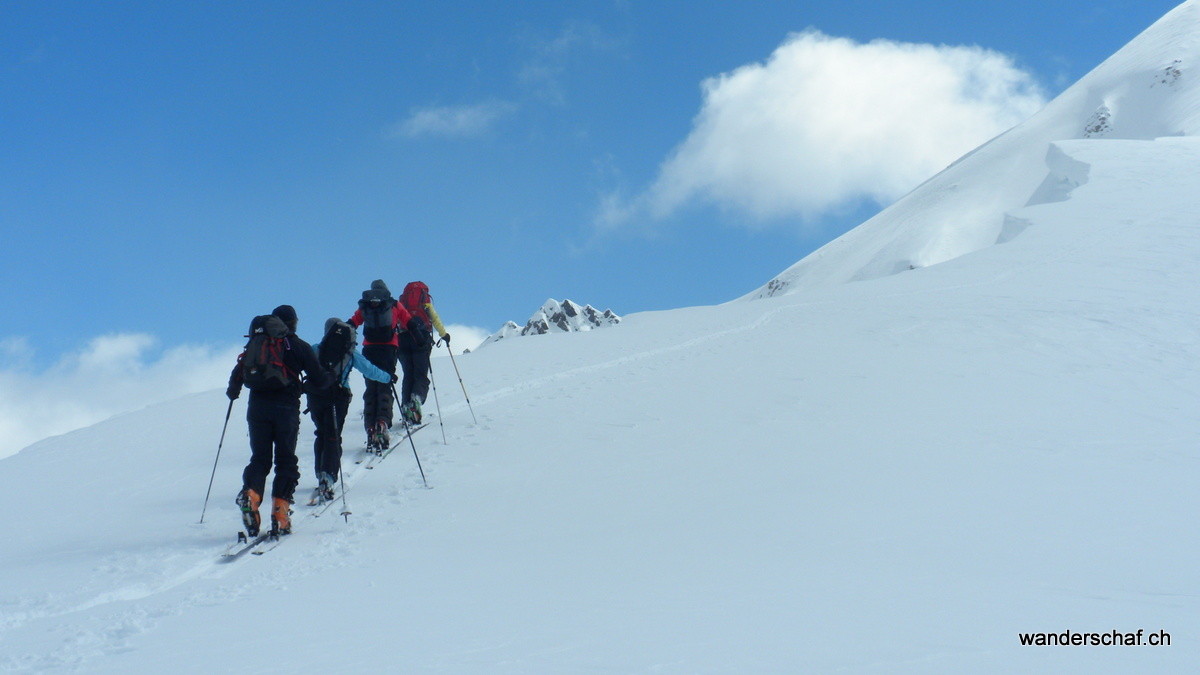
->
[[400, 281, 431, 324]]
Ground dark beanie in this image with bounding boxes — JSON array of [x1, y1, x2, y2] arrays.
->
[[371, 279, 389, 294], [272, 304, 298, 325], [325, 317, 358, 343]]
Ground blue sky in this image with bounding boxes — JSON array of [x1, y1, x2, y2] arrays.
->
[[0, 0, 1182, 454]]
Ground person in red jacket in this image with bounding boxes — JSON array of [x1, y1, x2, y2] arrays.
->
[[348, 280, 414, 449]]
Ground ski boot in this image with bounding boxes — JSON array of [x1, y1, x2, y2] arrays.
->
[[375, 419, 390, 451], [402, 395, 422, 425], [271, 497, 293, 535], [236, 488, 262, 537], [317, 471, 336, 502]]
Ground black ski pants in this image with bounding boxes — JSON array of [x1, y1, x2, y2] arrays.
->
[[361, 343, 398, 428], [307, 386, 352, 483], [242, 397, 301, 503], [398, 330, 433, 405]]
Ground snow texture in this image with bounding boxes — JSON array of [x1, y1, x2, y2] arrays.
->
[[3, 3, 1200, 672]]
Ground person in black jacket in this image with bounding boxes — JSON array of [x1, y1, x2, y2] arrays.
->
[[226, 304, 328, 535]]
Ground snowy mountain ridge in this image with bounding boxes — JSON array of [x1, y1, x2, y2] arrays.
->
[[748, 0, 1200, 299], [477, 298, 621, 348], [3, 3, 1200, 672]]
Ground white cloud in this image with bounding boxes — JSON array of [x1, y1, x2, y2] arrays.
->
[[0, 326, 496, 459], [435, 323, 491, 355], [0, 333, 240, 460], [603, 30, 1046, 228], [393, 101, 517, 139], [518, 21, 625, 105], [0, 337, 34, 367]]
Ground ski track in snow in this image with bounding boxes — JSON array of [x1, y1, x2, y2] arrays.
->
[[0, 311, 774, 668], [7, 93, 1200, 672]]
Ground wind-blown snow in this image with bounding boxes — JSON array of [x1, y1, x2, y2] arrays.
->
[[3, 4, 1200, 673], [749, 0, 1200, 298]]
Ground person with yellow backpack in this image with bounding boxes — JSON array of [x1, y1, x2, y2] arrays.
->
[[396, 281, 451, 425]]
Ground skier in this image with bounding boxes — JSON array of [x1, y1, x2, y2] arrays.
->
[[347, 280, 418, 449], [227, 304, 328, 536], [305, 318, 395, 502], [396, 281, 451, 425]]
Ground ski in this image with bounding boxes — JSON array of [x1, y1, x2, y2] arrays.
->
[[247, 520, 292, 556], [311, 496, 352, 519], [219, 530, 274, 562], [354, 442, 385, 464], [251, 533, 287, 555], [365, 422, 428, 470]]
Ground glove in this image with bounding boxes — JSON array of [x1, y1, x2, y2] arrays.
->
[[390, 373, 399, 384], [442, 333, 451, 344], [226, 386, 240, 401]]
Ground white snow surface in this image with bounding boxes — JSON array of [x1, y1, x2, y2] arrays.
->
[[2, 134, 1198, 672], [5, 6, 1200, 673], [750, 0, 1200, 298]]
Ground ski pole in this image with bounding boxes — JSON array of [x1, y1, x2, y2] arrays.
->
[[332, 397, 351, 521], [427, 359, 447, 444], [200, 398, 235, 524], [445, 342, 477, 424], [392, 383, 429, 488]]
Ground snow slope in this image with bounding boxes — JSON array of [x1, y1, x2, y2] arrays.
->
[[1, 133, 1198, 672], [5, 3, 1200, 671], [749, 0, 1200, 297]]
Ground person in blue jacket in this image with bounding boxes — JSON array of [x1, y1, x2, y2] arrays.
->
[[305, 318, 395, 501]]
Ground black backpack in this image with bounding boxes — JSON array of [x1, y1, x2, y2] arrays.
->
[[242, 315, 295, 391], [358, 289, 395, 343], [318, 320, 356, 385]]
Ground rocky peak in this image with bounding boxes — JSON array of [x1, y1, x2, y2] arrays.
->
[[478, 299, 621, 348]]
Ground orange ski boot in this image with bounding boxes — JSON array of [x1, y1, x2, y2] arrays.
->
[[271, 497, 293, 535], [236, 488, 262, 536]]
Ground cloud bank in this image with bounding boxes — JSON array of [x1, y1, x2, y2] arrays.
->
[[0, 326, 493, 460], [0, 334, 240, 460], [437, 323, 490, 355], [601, 30, 1047, 228]]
